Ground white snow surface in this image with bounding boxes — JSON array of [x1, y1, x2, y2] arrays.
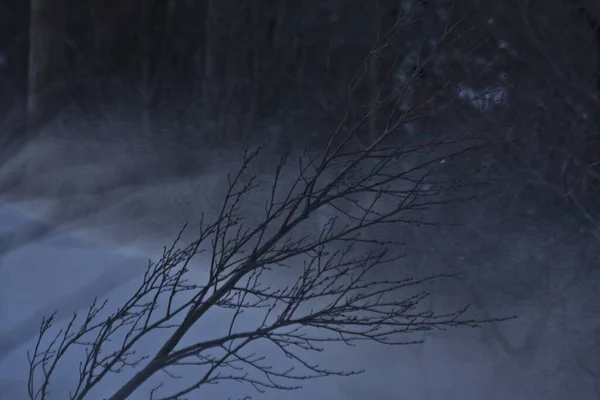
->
[[0, 122, 598, 399]]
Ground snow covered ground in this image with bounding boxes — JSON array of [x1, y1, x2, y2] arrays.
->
[[0, 201, 598, 399], [0, 119, 597, 398]]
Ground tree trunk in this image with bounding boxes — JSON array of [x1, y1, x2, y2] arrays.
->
[[27, 0, 65, 133]]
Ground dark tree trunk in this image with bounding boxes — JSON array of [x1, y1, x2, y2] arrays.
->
[[27, 0, 66, 133]]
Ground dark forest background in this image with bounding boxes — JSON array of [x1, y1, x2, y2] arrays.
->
[[3, 0, 600, 227]]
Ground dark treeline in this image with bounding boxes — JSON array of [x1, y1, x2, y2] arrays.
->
[[1, 0, 600, 222]]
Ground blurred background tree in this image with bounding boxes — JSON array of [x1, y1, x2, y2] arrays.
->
[[1, 0, 600, 224]]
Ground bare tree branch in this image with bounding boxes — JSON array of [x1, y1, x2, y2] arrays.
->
[[22, 5, 508, 399], [26, 130, 502, 399]]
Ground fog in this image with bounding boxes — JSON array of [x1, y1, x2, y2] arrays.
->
[[0, 118, 598, 399], [2, 1, 600, 397]]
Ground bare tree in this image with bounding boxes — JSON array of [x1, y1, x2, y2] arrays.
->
[[25, 112, 498, 400], [19, 5, 510, 399]]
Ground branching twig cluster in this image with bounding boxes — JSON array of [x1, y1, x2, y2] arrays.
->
[[26, 132, 493, 400], [25, 7, 500, 400]]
